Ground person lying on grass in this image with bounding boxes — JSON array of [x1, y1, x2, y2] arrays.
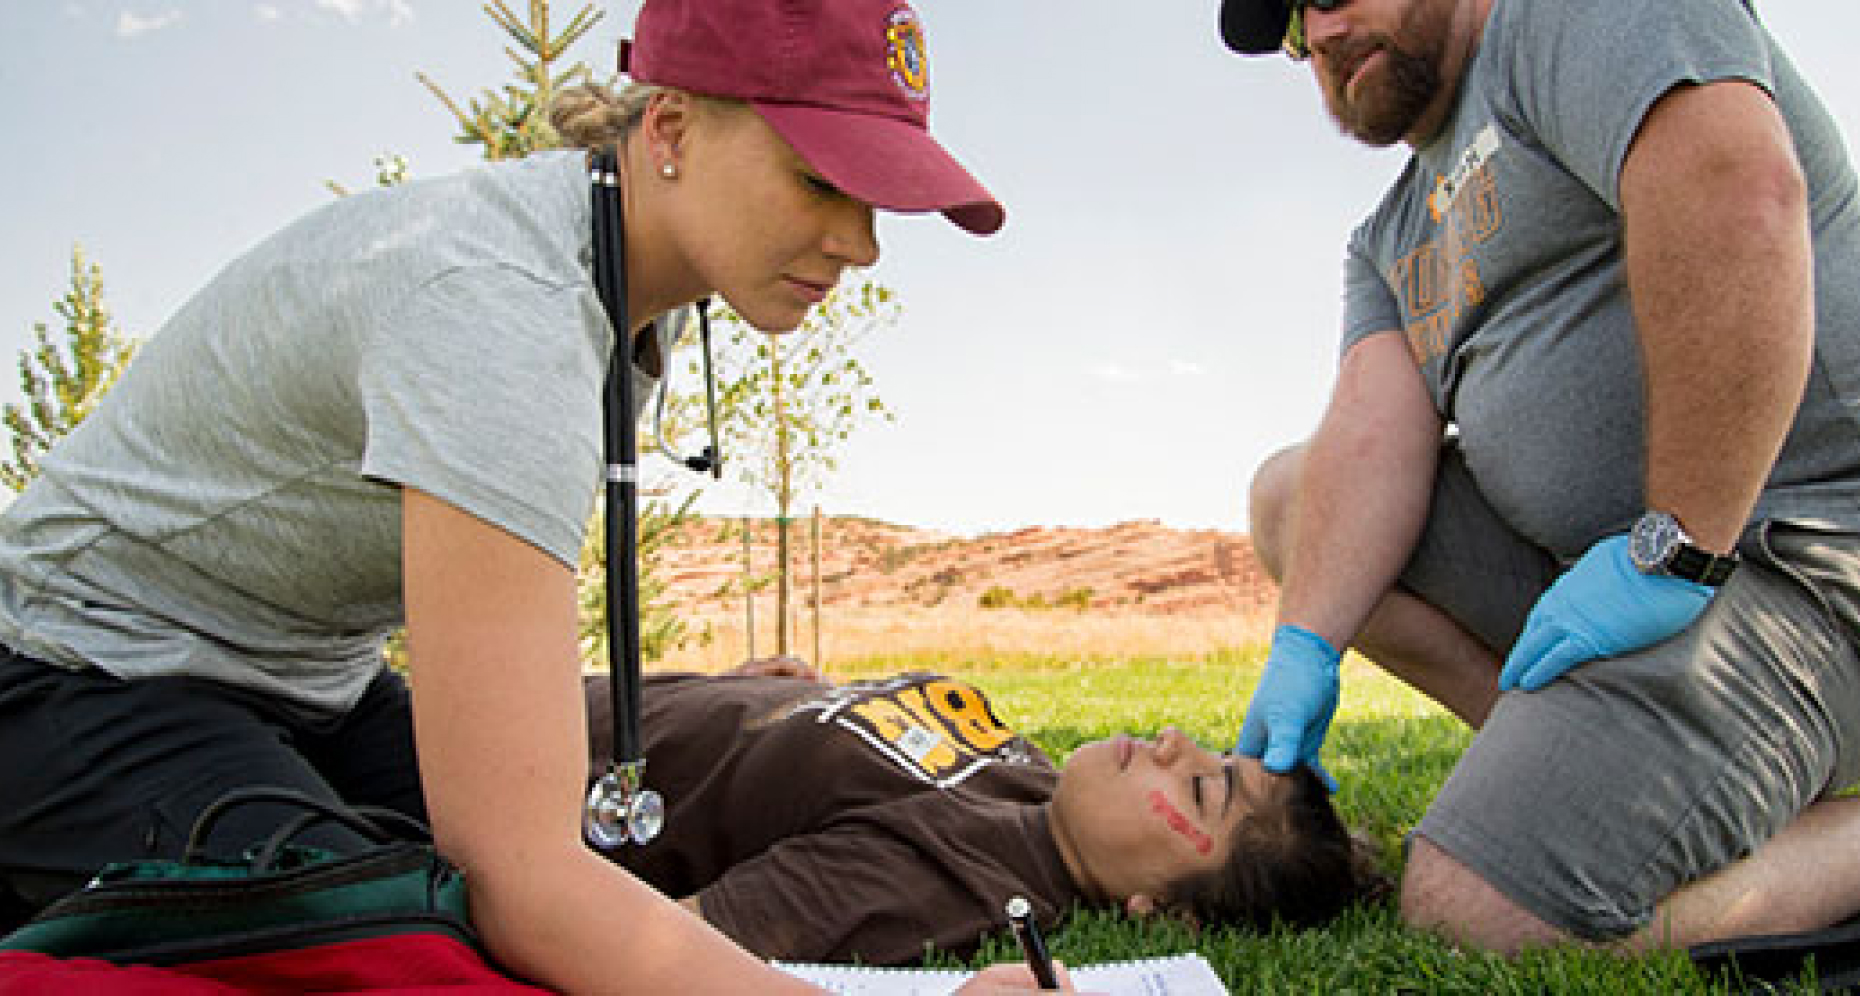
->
[[584, 659, 1381, 965]]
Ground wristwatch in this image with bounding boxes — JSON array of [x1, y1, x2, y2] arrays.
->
[[1628, 511, 1738, 586]]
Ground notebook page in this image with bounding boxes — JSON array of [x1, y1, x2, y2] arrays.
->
[[773, 952, 1227, 995]]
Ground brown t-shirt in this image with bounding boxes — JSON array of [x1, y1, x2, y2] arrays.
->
[[585, 671, 1082, 965]]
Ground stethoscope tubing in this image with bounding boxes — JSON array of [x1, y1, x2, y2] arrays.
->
[[592, 151, 646, 770]]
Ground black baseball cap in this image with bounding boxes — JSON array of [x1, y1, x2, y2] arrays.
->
[[1220, 0, 1293, 55]]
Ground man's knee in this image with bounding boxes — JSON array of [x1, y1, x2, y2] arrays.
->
[[1401, 836, 1569, 954], [1248, 444, 1306, 582]]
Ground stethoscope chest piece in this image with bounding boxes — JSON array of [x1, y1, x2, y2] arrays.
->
[[585, 763, 664, 848]]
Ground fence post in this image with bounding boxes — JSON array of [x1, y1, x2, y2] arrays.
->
[[741, 515, 755, 662]]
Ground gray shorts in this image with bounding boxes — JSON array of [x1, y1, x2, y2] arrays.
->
[[1404, 448, 1860, 939]]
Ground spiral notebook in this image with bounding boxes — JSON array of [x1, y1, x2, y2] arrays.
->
[[774, 952, 1226, 995]]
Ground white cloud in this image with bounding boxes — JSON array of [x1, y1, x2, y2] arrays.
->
[[1169, 360, 1207, 377], [254, 4, 282, 22], [316, 0, 413, 27], [115, 9, 181, 38], [1089, 362, 1140, 384]]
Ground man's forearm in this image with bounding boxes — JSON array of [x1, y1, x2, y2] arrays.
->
[[1622, 80, 1814, 552], [1278, 333, 1442, 651]]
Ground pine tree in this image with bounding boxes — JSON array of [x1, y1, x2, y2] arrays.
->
[[1, 246, 137, 492], [418, 0, 602, 160]]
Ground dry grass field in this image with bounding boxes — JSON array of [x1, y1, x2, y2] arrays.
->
[[649, 514, 1279, 671], [654, 603, 1277, 672]]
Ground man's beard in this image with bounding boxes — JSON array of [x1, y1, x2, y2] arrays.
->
[[1316, 6, 1447, 147]]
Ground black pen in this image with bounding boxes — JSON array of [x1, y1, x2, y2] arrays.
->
[[1005, 895, 1058, 990]]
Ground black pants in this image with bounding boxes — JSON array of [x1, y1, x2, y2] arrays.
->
[[0, 650, 425, 928]]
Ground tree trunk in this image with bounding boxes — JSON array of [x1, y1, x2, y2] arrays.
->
[[773, 348, 791, 656], [741, 516, 755, 660]]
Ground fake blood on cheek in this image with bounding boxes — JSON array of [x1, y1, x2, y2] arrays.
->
[[1148, 789, 1213, 855]]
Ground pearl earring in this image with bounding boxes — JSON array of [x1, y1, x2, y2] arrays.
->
[[660, 162, 677, 179]]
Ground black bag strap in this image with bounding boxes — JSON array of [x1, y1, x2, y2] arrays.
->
[[182, 787, 433, 869], [1692, 918, 1860, 993]]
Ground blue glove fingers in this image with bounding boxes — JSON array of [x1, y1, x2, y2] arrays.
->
[[1256, 702, 1318, 774], [1495, 606, 1584, 692], [1236, 624, 1342, 772], [1514, 632, 1598, 691], [1234, 710, 1269, 760], [1499, 616, 1564, 691], [1502, 535, 1719, 693], [1261, 740, 1301, 775], [1265, 732, 1338, 791]]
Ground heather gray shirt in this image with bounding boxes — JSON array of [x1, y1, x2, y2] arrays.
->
[[1341, 0, 1860, 560], [0, 152, 664, 716]]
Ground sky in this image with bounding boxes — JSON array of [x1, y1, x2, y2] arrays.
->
[[3, 3, 1856, 537]]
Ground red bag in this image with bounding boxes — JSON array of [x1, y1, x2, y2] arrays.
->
[[0, 933, 549, 993]]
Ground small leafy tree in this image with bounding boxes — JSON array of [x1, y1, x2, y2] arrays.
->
[[327, 152, 412, 197], [1, 246, 138, 492], [690, 283, 900, 654]]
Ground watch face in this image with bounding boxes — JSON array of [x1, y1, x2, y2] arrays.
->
[[1630, 512, 1681, 572]]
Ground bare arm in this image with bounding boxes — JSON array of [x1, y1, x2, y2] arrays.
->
[[1621, 79, 1813, 553], [1277, 332, 1444, 650], [401, 487, 817, 994], [725, 655, 829, 682]]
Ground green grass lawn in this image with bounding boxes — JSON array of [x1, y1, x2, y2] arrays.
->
[[828, 649, 1821, 994]]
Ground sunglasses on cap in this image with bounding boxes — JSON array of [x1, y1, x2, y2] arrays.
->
[[1283, 0, 1347, 60]]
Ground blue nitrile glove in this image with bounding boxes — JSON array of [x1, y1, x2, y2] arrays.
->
[[1499, 534, 1715, 692], [1236, 624, 1341, 791]]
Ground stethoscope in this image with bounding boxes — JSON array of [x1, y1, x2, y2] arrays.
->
[[582, 148, 721, 849]]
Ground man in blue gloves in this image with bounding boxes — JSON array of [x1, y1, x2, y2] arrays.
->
[[1222, 0, 1860, 954]]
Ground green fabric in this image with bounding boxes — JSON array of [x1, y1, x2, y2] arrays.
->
[[0, 843, 472, 963]]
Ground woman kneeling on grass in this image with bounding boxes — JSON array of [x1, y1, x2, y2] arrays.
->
[[589, 664, 1385, 965], [0, 0, 1059, 990]]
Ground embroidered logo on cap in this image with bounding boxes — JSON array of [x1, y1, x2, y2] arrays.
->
[[886, 7, 928, 102]]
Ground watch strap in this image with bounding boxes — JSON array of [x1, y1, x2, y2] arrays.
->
[[1666, 542, 1738, 587]]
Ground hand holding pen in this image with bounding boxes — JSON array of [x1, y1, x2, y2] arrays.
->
[[949, 896, 1079, 993], [1006, 896, 1058, 989]]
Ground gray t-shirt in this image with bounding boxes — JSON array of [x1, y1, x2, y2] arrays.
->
[[1342, 0, 1860, 560], [0, 151, 664, 716]]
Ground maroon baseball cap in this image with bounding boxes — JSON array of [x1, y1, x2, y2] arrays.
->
[[623, 0, 1005, 236]]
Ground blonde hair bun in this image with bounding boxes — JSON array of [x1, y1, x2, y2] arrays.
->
[[548, 82, 660, 151]]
